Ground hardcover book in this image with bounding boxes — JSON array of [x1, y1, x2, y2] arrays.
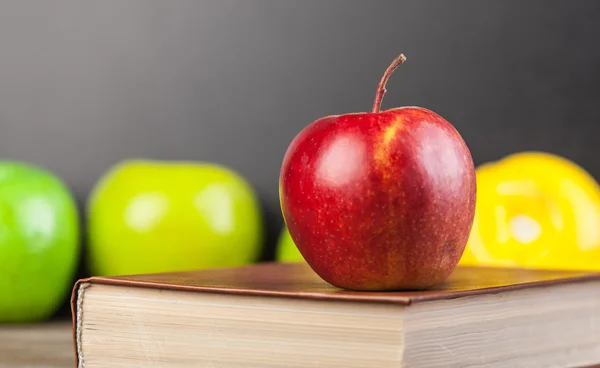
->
[[71, 262, 600, 367]]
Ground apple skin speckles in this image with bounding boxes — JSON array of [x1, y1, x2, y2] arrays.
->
[[279, 106, 476, 291], [279, 54, 476, 291]]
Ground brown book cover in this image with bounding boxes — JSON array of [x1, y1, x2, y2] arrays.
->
[[70, 262, 600, 367], [71, 261, 600, 306]]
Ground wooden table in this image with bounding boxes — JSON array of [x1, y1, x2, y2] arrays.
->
[[0, 319, 74, 368]]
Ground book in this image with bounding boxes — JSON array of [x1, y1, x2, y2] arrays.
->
[[71, 261, 600, 368]]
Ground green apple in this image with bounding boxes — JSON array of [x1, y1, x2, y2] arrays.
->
[[87, 160, 264, 276], [275, 225, 304, 262], [0, 161, 80, 323]]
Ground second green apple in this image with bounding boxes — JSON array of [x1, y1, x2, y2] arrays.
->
[[87, 160, 264, 276], [275, 226, 304, 262]]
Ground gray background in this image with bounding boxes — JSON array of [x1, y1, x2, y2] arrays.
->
[[0, 0, 599, 265]]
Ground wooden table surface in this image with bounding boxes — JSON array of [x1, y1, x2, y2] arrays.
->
[[0, 319, 74, 368]]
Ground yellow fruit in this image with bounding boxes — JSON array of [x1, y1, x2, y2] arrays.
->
[[459, 151, 600, 271]]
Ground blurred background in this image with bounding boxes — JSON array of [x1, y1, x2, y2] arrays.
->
[[1, 0, 598, 259], [1, 0, 600, 339]]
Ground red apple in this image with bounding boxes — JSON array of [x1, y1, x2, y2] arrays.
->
[[279, 54, 476, 291]]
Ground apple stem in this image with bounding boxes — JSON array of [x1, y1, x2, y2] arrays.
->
[[372, 53, 407, 113]]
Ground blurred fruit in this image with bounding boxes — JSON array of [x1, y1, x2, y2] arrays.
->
[[87, 160, 264, 276], [275, 226, 303, 262], [459, 151, 600, 270], [0, 161, 80, 322]]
